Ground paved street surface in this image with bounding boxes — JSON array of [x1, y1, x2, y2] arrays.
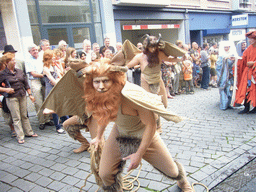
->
[[1, 87, 256, 192], [211, 158, 256, 192]]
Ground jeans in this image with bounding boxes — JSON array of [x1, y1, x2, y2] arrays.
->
[[201, 66, 210, 89], [52, 114, 69, 130]]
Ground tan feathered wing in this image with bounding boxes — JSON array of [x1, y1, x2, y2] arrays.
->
[[39, 70, 86, 118], [121, 81, 183, 123], [159, 41, 187, 57]]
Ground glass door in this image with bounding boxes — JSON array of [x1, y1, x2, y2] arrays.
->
[[42, 24, 94, 50]]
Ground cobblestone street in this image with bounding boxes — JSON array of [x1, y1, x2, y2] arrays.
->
[[0, 87, 256, 192]]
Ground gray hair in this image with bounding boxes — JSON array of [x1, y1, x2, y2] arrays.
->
[[83, 39, 91, 46], [28, 43, 38, 52], [39, 39, 49, 49], [58, 40, 67, 47]]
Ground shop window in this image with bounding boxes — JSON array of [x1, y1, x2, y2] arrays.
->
[[27, 0, 39, 24], [39, 0, 91, 23], [94, 22, 103, 46], [31, 25, 41, 45], [92, 0, 101, 22]]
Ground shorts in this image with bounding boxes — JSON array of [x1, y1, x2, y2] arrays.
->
[[210, 68, 217, 76]]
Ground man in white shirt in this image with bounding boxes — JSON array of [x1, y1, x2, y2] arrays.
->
[[25, 44, 53, 130]]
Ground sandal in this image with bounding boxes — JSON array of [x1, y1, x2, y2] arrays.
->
[[18, 139, 25, 144], [56, 128, 66, 134], [26, 133, 38, 137], [11, 131, 16, 137]]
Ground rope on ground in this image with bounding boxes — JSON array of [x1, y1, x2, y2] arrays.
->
[[79, 145, 142, 192], [122, 163, 142, 191], [192, 182, 209, 192]]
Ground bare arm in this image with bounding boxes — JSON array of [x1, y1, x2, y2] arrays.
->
[[43, 67, 58, 86], [30, 71, 44, 78], [160, 51, 182, 63], [90, 120, 108, 150], [0, 87, 15, 94], [127, 54, 141, 69]]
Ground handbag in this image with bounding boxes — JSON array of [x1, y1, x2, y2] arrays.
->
[[40, 77, 45, 86], [2, 96, 10, 113]]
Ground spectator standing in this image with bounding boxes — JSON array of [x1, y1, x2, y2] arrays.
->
[[236, 40, 247, 57], [92, 42, 101, 59], [235, 31, 256, 114], [161, 61, 174, 98], [43, 50, 68, 133], [82, 39, 93, 63], [99, 37, 115, 55], [190, 42, 201, 87], [209, 49, 218, 88], [209, 42, 218, 54], [1, 45, 28, 137], [172, 40, 183, 95], [2, 45, 26, 74], [64, 47, 77, 71], [132, 42, 143, 86], [0, 53, 38, 144], [0, 56, 15, 137], [38, 39, 50, 62], [53, 48, 65, 76], [216, 41, 237, 110], [25, 44, 53, 130], [102, 48, 113, 59], [200, 43, 211, 90], [182, 55, 194, 94], [116, 42, 122, 52], [58, 40, 68, 64], [78, 52, 86, 61]]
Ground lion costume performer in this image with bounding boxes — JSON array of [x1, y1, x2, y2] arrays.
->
[[40, 57, 193, 191], [83, 60, 193, 192]]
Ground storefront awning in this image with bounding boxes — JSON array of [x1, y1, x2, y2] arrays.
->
[[123, 24, 180, 30], [203, 28, 230, 36]]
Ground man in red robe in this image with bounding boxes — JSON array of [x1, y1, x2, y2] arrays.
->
[[235, 31, 256, 114]]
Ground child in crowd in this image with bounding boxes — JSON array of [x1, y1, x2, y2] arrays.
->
[[182, 55, 194, 94]]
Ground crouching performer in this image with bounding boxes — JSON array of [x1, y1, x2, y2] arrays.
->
[[84, 60, 193, 191], [40, 60, 98, 153]]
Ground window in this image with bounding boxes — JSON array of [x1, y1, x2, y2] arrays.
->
[[38, 0, 91, 23]]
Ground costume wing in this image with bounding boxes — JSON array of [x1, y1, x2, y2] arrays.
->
[[39, 70, 85, 118], [111, 40, 142, 66], [159, 41, 187, 57], [121, 81, 183, 123]]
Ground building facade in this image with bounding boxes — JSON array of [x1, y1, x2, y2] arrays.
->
[[0, 0, 107, 59], [0, 0, 256, 59], [112, 0, 256, 46]]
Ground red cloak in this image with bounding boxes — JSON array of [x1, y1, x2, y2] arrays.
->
[[235, 45, 256, 107]]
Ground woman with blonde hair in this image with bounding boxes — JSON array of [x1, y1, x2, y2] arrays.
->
[[0, 53, 38, 144], [53, 48, 65, 76], [43, 50, 68, 133]]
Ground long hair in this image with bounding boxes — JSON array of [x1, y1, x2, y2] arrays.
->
[[43, 49, 54, 68], [143, 36, 160, 67], [84, 60, 126, 125], [143, 48, 159, 68], [64, 47, 76, 66]]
